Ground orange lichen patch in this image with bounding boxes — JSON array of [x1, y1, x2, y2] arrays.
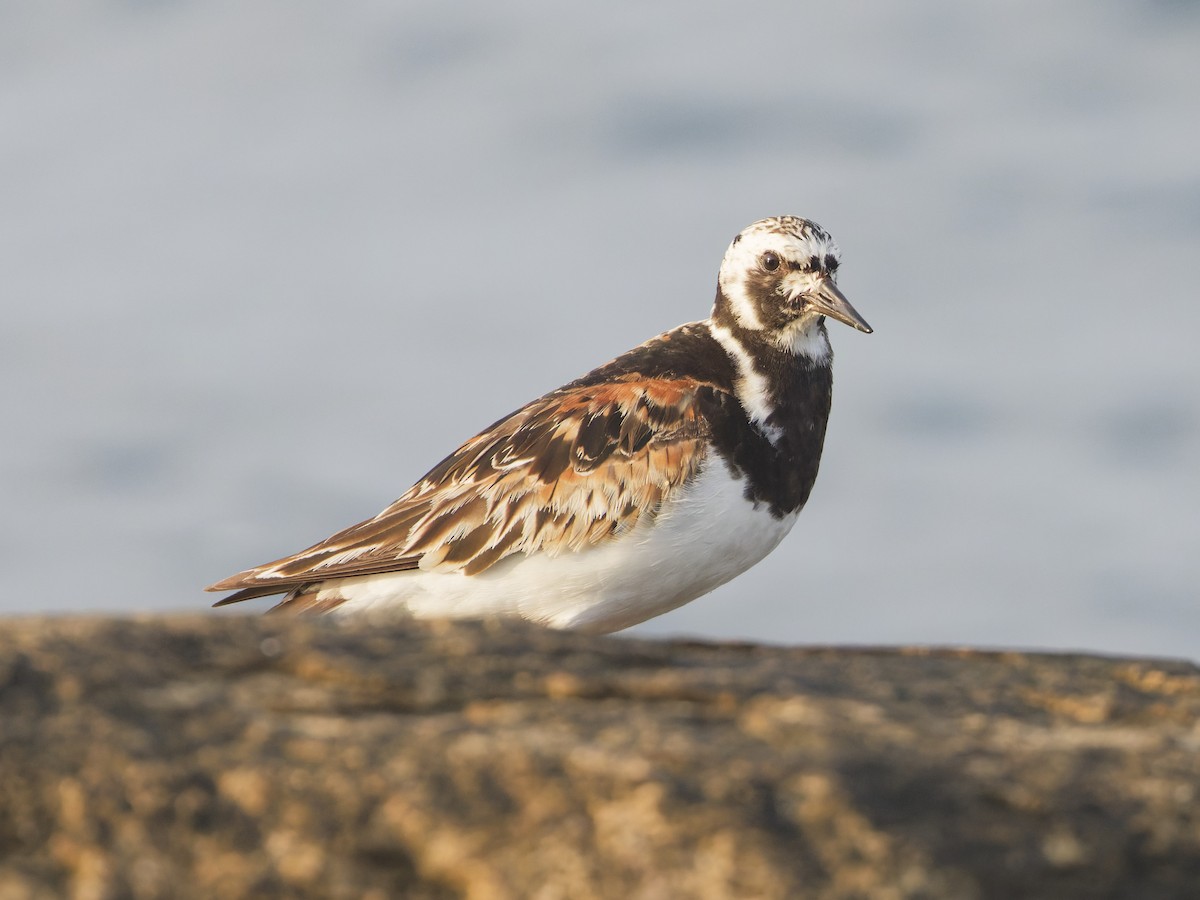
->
[[1114, 665, 1200, 697], [1019, 688, 1114, 724]]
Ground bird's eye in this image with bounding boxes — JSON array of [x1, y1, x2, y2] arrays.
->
[[761, 252, 781, 272]]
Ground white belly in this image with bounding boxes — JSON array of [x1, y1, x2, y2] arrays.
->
[[321, 462, 799, 633]]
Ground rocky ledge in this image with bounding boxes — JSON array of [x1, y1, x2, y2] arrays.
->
[[1, 615, 1198, 899]]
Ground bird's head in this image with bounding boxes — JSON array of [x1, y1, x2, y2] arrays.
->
[[714, 216, 872, 354]]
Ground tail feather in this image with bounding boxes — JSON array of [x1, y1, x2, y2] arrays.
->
[[211, 584, 294, 607]]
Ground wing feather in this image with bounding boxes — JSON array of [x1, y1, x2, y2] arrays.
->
[[207, 377, 714, 604]]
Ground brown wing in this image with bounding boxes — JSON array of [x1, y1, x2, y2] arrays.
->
[[207, 376, 714, 605]]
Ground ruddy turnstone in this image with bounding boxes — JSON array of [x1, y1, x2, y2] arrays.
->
[[208, 215, 872, 633]]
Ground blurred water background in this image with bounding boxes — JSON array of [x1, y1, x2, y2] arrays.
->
[[3, 1, 1198, 659]]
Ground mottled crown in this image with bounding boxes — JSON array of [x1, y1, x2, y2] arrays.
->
[[720, 216, 840, 284], [734, 215, 835, 243]]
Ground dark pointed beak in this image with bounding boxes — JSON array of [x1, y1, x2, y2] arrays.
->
[[809, 279, 873, 333]]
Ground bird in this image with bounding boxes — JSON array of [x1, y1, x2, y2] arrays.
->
[[207, 215, 872, 633]]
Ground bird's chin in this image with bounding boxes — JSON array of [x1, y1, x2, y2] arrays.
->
[[768, 314, 831, 358], [787, 305, 825, 329]]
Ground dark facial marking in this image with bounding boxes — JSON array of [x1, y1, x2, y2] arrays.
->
[[824, 254, 838, 272]]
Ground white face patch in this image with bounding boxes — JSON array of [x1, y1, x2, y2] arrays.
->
[[716, 243, 766, 330], [708, 321, 784, 444]]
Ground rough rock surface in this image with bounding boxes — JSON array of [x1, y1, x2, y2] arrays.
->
[[1, 615, 1198, 899]]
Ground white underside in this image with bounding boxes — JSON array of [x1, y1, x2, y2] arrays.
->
[[319, 459, 800, 634]]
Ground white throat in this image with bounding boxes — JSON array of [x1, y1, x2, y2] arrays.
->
[[773, 316, 832, 362]]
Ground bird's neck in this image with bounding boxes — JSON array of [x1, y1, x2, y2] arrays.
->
[[706, 302, 833, 449], [703, 299, 835, 517], [709, 291, 833, 370]]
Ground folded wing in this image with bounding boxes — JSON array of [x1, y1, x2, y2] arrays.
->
[[207, 377, 715, 606]]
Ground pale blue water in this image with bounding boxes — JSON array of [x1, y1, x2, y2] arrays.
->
[[4, 1, 1198, 659]]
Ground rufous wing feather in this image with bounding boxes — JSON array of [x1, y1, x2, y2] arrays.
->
[[207, 377, 715, 605]]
